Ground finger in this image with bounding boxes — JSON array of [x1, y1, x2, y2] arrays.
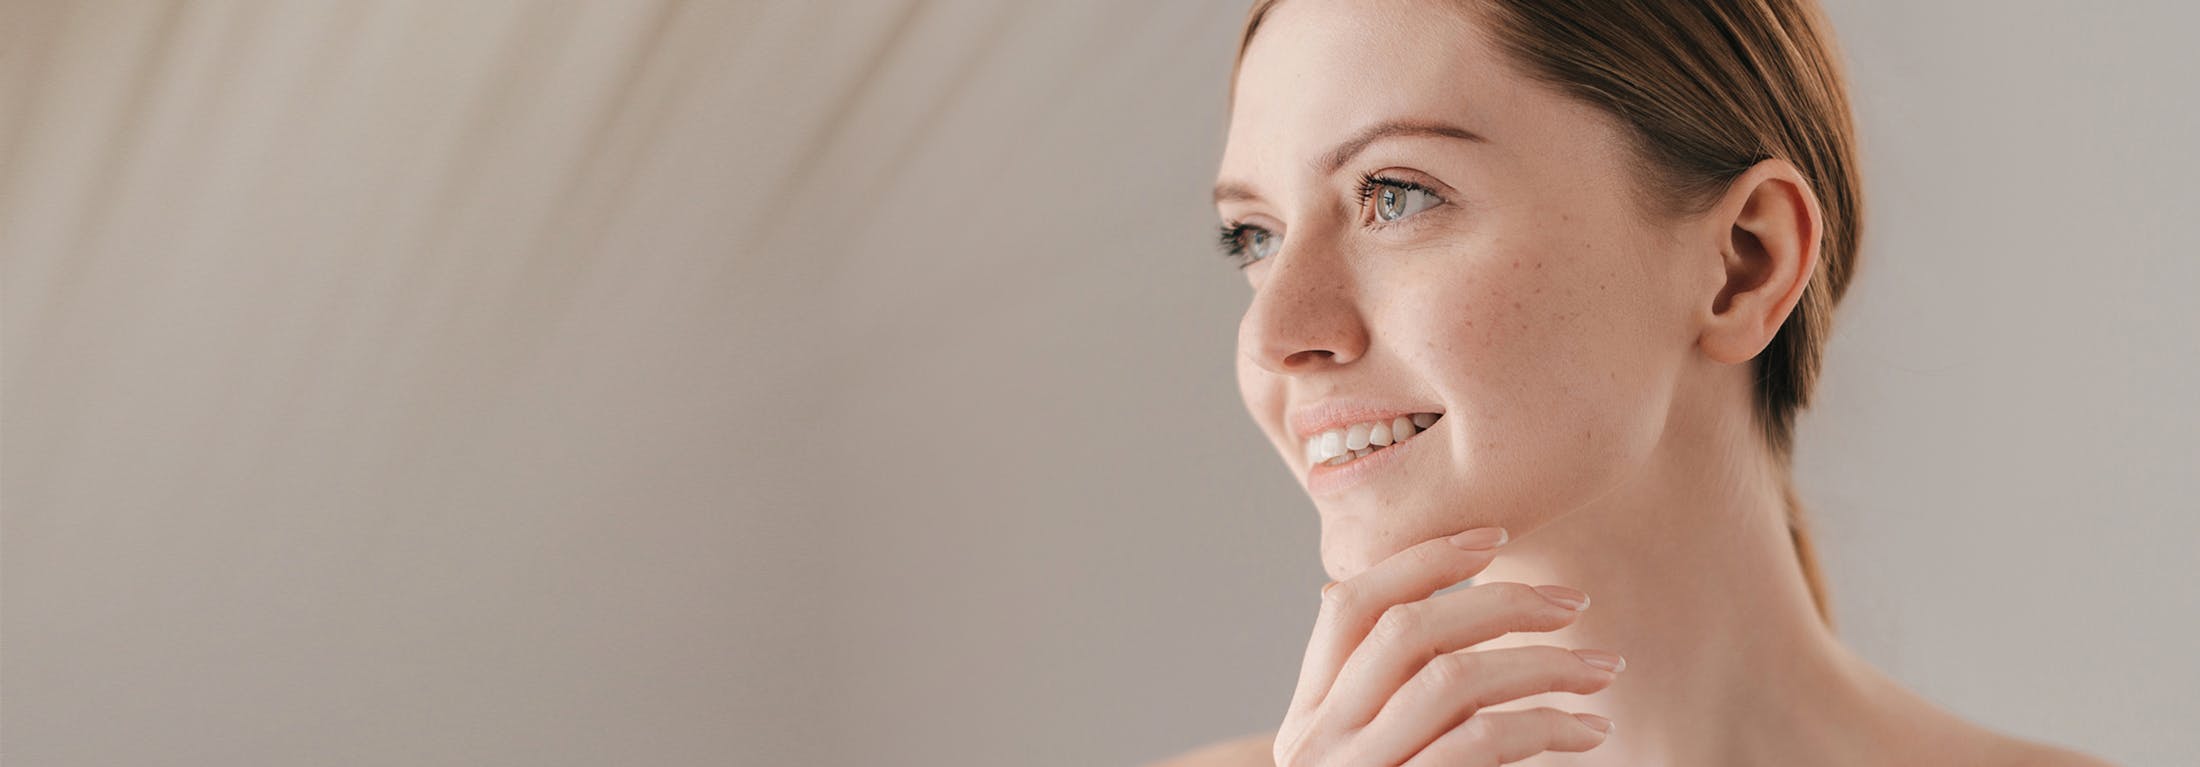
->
[[1285, 527, 1510, 719], [1321, 581, 1591, 729], [1398, 707, 1613, 767], [1353, 645, 1622, 764]]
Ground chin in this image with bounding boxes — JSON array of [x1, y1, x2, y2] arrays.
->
[[1315, 503, 1494, 582], [1308, 473, 1584, 583]]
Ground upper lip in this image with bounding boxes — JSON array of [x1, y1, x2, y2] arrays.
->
[[1289, 401, 1444, 440]]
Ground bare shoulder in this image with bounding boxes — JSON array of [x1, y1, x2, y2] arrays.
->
[[1144, 731, 1275, 767], [1915, 718, 2118, 766], [1858, 668, 2115, 767], [1981, 736, 2119, 767]]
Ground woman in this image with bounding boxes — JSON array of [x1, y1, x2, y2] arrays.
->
[[1159, 0, 2114, 765]]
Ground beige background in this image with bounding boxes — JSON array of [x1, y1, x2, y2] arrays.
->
[[3, 1, 2193, 765]]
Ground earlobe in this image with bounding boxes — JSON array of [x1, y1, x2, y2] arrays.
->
[[1699, 160, 1822, 366]]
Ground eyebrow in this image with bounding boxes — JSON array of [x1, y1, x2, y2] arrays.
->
[[1212, 120, 1488, 206]]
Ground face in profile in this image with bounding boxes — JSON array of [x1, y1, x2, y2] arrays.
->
[[1217, 0, 1712, 581]]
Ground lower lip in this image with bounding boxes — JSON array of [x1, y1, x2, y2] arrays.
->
[[1303, 420, 1440, 496]]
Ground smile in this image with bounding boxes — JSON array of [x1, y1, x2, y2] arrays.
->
[[1304, 412, 1442, 467]]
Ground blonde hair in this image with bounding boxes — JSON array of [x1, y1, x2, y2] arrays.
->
[[1230, 0, 1864, 626]]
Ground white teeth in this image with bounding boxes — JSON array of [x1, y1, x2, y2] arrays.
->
[[1303, 413, 1442, 468], [1391, 416, 1416, 441]]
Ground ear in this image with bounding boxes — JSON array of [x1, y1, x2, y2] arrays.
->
[[1697, 159, 1823, 365]]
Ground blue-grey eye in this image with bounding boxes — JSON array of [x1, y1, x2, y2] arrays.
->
[[1219, 222, 1281, 268], [1374, 182, 1441, 222], [1245, 228, 1278, 261]]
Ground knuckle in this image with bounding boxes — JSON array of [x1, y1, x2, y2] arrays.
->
[[1453, 714, 1500, 749], [1523, 644, 1570, 664], [1320, 580, 1360, 616], [1521, 704, 1561, 720], [1490, 581, 1582, 628], [1537, 707, 1586, 738], [1415, 539, 1458, 568], [1520, 647, 1602, 692], [1485, 581, 1543, 611], [1369, 602, 1425, 644], [1423, 651, 1482, 690]]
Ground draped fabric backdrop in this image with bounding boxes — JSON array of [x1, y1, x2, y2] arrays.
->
[[3, 2, 2193, 765]]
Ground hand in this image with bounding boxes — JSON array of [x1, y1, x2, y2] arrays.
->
[[1272, 527, 1623, 766]]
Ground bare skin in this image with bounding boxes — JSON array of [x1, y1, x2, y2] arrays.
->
[[1155, 0, 2116, 765]]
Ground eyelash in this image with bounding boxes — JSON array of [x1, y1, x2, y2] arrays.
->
[[1215, 173, 1446, 270], [1353, 171, 1441, 215], [1216, 221, 1256, 267]]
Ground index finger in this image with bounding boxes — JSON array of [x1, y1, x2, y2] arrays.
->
[[1286, 527, 1510, 719]]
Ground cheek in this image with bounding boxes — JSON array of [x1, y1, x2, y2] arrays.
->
[[1402, 245, 1676, 492]]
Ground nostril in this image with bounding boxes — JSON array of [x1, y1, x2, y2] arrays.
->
[[1283, 349, 1338, 368]]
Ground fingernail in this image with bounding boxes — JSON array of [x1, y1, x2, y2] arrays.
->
[[1449, 527, 1508, 550], [1572, 649, 1626, 673], [1573, 713, 1613, 733], [1534, 584, 1590, 611]]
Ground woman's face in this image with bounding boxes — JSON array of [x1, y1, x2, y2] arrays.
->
[[1218, 0, 1709, 581]]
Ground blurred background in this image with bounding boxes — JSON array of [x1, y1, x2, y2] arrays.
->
[[2, 1, 2194, 765]]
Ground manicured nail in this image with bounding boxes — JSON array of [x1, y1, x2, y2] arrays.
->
[[1572, 649, 1626, 673], [1573, 713, 1613, 733], [1449, 527, 1508, 550], [1534, 584, 1590, 611]]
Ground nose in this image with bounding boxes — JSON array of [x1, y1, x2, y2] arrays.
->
[[1238, 240, 1369, 375]]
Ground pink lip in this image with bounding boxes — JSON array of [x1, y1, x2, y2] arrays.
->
[[1302, 416, 1442, 496]]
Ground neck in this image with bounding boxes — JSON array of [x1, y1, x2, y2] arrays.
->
[[1464, 372, 1888, 766]]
